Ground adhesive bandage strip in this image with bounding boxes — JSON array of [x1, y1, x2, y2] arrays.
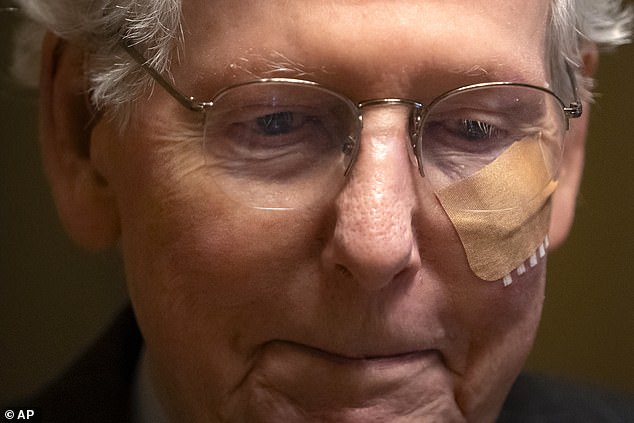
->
[[501, 236, 550, 287], [436, 138, 558, 282]]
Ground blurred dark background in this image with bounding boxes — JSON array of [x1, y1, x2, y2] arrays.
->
[[1, 5, 633, 406]]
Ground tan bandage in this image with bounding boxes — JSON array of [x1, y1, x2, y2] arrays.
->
[[436, 137, 557, 281]]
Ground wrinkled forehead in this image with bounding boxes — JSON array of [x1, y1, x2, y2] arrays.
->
[[174, 0, 552, 94]]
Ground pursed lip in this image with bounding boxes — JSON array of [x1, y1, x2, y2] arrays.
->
[[320, 348, 435, 364], [265, 339, 440, 365]]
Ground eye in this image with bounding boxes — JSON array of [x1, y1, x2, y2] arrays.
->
[[422, 113, 510, 151], [418, 112, 516, 182], [256, 111, 301, 136], [460, 119, 499, 141]]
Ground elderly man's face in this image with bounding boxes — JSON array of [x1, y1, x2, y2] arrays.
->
[[89, 0, 554, 421]]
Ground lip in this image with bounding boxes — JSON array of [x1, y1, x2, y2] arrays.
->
[[257, 340, 445, 379], [277, 340, 438, 364]]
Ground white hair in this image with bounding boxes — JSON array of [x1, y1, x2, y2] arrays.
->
[[10, 0, 634, 118], [549, 0, 633, 101], [13, 0, 183, 117]]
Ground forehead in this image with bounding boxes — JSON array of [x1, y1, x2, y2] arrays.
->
[[175, 0, 551, 95]]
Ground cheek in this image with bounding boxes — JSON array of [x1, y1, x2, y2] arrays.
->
[[109, 127, 318, 331], [112, 141, 332, 415], [118, 170, 320, 324], [466, 258, 545, 364], [107, 118, 314, 310], [451, 260, 546, 419]]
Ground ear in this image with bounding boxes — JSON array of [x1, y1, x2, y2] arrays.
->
[[548, 44, 599, 250], [39, 32, 120, 250]]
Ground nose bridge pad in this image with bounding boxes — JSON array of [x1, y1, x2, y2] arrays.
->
[[409, 107, 425, 176], [346, 101, 424, 180], [343, 122, 361, 178]]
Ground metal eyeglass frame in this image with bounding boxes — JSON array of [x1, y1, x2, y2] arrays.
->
[[119, 38, 584, 182]]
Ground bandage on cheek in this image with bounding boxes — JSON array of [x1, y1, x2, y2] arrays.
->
[[435, 137, 558, 282]]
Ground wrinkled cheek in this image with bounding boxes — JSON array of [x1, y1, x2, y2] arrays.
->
[[114, 185, 266, 420], [115, 171, 328, 411], [453, 261, 546, 421]]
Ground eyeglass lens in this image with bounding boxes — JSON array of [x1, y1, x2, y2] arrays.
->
[[201, 82, 566, 210]]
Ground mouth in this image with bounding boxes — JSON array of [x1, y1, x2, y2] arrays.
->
[[256, 339, 445, 380], [238, 340, 458, 420], [277, 340, 438, 365]]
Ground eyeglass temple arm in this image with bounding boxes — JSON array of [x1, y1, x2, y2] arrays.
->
[[121, 37, 583, 119], [563, 62, 583, 119], [119, 39, 212, 112]]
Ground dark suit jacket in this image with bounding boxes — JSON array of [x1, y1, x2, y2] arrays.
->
[[13, 306, 634, 422]]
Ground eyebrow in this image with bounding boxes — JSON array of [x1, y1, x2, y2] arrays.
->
[[226, 50, 328, 80], [449, 64, 490, 78]]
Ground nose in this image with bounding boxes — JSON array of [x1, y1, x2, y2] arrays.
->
[[322, 106, 422, 291]]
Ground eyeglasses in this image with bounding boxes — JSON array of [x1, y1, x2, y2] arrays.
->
[[121, 40, 582, 211]]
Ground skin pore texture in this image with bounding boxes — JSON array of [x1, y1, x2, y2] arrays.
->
[[43, 0, 589, 422]]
